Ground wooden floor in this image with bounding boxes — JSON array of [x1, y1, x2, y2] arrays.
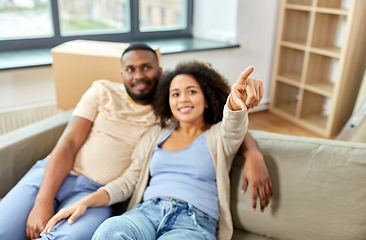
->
[[247, 110, 328, 139]]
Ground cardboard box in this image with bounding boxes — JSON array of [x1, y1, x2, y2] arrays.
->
[[51, 40, 160, 110]]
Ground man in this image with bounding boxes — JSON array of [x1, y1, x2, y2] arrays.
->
[[0, 43, 272, 240]]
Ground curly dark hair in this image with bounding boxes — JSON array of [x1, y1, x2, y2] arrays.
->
[[121, 42, 158, 61], [153, 60, 231, 127]]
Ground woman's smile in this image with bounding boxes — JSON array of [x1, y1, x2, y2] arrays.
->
[[179, 106, 194, 114]]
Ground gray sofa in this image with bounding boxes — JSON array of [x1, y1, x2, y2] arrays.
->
[[1, 110, 366, 240]]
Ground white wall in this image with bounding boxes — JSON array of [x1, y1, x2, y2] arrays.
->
[[0, 0, 280, 110], [0, 67, 56, 110], [192, 0, 238, 44], [161, 0, 280, 108]]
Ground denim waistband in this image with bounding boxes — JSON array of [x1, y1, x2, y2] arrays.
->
[[147, 197, 218, 226]]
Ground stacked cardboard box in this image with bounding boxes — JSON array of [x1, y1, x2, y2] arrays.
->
[[51, 40, 160, 110]]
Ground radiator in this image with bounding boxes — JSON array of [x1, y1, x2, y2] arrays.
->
[[0, 103, 63, 135]]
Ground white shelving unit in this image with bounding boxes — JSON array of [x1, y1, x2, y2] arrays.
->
[[270, 0, 366, 137]]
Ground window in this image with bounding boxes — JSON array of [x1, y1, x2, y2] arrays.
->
[[58, 0, 130, 36], [0, 0, 192, 52], [139, 0, 187, 32], [0, 0, 53, 40]]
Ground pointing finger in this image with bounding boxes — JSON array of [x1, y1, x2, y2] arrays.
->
[[238, 66, 254, 84]]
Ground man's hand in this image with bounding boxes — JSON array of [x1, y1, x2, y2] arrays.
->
[[25, 116, 93, 239], [241, 147, 273, 212], [26, 203, 54, 240], [230, 66, 264, 112]]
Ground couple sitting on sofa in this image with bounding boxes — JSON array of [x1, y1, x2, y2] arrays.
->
[[0, 43, 272, 240]]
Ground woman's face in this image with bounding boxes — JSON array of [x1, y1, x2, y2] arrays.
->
[[169, 74, 207, 125]]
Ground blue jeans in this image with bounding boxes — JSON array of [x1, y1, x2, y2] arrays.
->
[[0, 157, 113, 240], [92, 198, 218, 240]]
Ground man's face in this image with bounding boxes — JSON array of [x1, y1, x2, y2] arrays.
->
[[121, 50, 162, 105]]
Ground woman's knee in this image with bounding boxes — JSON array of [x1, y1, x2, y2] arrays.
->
[[92, 216, 127, 239], [92, 215, 155, 240]]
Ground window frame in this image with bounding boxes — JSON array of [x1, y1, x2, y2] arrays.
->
[[0, 0, 193, 52]]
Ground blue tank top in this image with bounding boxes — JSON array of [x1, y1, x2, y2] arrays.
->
[[143, 123, 219, 220]]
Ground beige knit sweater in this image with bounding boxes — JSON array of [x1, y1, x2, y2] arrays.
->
[[101, 100, 248, 240]]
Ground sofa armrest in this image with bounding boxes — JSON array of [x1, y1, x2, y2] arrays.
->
[[0, 109, 73, 198]]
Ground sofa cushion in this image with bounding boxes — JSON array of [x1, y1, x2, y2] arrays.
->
[[230, 130, 366, 240], [232, 229, 274, 240]]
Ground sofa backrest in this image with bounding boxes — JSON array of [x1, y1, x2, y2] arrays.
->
[[230, 130, 366, 240]]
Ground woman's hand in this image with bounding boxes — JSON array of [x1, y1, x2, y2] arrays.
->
[[40, 200, 88, 236], [229, 66, 264, 112], [40, 189, 110, 236]]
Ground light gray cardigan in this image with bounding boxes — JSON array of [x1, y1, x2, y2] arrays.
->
[[101, 101, 248, 240]]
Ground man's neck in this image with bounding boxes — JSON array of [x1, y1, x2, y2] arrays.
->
[[126, 93, 152, 106]]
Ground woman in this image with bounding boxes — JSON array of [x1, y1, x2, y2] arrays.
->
[[41, 61, 263, 240]]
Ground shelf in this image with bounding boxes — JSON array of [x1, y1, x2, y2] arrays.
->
[[281, 40, 307, 50], [316, 7, 348, 15], [304, 82, 333, 97], [305, 53, 339, 90], [273, 82, 300, 117], [278, 47, 305, 82], [300, 90, 331, 129], [277, 73, 302, 85], [301, 114, 329, 132], [317, 0, 350, 10], [311, 13, 347, 51], [282, 9, 311, 44], [287, 0, 313, 6], [286, 4, 312, 11], [310, 46, 340, 58], [274, 103, 298, 118]]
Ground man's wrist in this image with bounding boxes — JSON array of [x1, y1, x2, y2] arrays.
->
[[243, 150, 263, 160], [34, 193, 55, 207]]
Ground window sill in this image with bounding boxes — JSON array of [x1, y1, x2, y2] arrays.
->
[[0, 38, 239, 71]]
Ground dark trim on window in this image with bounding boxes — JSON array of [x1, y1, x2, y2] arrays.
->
[[50, 0, 61, 38], [0, 0, 193, 52]]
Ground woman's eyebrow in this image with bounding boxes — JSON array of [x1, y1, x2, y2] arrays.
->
[[170, 86, 198, 92]]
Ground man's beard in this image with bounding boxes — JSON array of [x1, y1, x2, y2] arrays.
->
[[125, 86, 156, 103]]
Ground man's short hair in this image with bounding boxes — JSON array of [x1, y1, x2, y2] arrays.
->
[[122, 42, 158, 61]]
